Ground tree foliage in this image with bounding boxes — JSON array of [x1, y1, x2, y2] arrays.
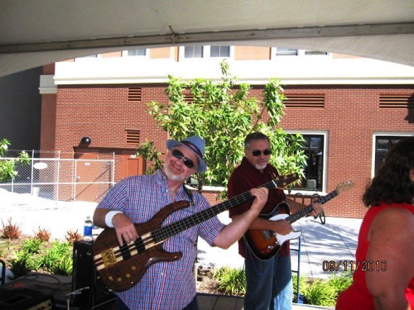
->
[[139, 61, 307, 195], [0, 139, 30, 183]]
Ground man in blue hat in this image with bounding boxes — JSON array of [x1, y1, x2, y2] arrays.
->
[[93, 135, 269, 310]]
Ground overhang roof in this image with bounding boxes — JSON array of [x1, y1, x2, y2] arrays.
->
[[1, 0, 414, 77]]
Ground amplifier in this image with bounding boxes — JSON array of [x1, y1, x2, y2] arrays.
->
[[0, 273, 71, 310], [71, 241, 116, 309], [0, 288, 52, 310]]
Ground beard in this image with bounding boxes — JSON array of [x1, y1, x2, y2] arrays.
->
[[164, 162, 187, 182], [255, 163, 267, 170]]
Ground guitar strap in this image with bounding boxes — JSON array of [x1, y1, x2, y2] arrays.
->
[[183, 184, 194, 206]]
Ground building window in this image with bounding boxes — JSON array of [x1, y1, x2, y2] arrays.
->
[[180, 45, 232, 60], [127, 49, 147, 57], [272, 48, 330, 59], [374, 135, 410, 174], [276, 48, 298, 56], [75, 54, 99, 61], [304, 50, 328, 56], [210, 46, 230, 57], [287, 133, 326, 192], [184, 46, 204, 58]]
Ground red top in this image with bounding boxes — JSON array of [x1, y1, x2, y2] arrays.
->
[[336, 202, 414, 309], [228, 157, 289, 258]]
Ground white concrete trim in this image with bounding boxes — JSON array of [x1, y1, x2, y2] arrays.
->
[[39, 75, 57, 94]]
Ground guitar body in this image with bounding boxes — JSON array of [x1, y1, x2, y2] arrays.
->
[[92, 174, 301, 292], [243, 180, 354, 261], [243, 203, 301, 261], [93, 200, 190, 292]]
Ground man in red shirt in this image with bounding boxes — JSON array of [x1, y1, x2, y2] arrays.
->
[[228, 132, 322, 310]]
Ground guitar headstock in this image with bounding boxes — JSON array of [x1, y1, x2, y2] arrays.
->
[[273, 173, 299, 188], [336, 180, 355, 193]]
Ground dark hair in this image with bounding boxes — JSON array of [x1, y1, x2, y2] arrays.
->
[[244, 132, 270, 150], [363, 137, 414, 207]]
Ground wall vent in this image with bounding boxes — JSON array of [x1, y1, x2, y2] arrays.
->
[[379, 94, 414, 109], [128, 87, 142, 102], [125, 129, 140, 145], [284, 94, 325, 108], [183, 90, 194, 103]]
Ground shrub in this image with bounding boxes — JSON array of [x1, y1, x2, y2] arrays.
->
[[47, 254, 73, 276], [302, 279, 337, 306], [0, 239, 10, 257], [20, 238, 44, 254], [326, 272, 353, 299], [214, 266, 246, 296], [9, 250, 43, 278], [34, 227, 51, 242], [41, 241, 73, 276], [292, 273, 309, 302], [1, 218, 21, 239], [298, 272, 353, 306], [65, 229, 82, 244]]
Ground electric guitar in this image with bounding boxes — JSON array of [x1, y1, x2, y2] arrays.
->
[[243, 180, 355, 261], [93, 174, 298, 292]]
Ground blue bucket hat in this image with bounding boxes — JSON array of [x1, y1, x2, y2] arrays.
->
[[166, 135, 207, 173]]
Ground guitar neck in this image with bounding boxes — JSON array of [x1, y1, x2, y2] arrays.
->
[[153, 176, 296, 242], [286, 189, 339, 224]]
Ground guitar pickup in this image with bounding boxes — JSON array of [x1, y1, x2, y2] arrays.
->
[[101, 248, 117, 267]]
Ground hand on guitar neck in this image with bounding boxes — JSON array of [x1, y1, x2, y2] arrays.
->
[[285, 196, 323, 218]]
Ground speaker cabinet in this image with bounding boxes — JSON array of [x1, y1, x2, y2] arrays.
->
[[71, 241, 116, 309]]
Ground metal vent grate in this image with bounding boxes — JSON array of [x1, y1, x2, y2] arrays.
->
[[125, 129, 140, 145], [284, 94, 325, 108], [183, 90, 194, 103], [379, 94, 414, 109], [128, 87, 142, 102]]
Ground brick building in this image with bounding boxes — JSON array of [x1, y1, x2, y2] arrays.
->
[[39, 46, 414, 218]]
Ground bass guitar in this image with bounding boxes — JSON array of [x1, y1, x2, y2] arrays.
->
[[243, 180, 354, 261], [93, 174, 298, 292]]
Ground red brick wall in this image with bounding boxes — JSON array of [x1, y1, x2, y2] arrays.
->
[[55, 84, 169, 153], [52, 84, 414, 218], [279, 85, 414, 218]]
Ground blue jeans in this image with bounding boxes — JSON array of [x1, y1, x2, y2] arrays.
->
[[244, 254, 293, 310]]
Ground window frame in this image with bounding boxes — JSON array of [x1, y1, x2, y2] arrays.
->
[[270, 48, 331, 60], [284, 130, 328, 194], [75, 54, 100, 62], [179, 45, 233, 60], [122, 49, 149, 59], [371, 132, 413, 177]]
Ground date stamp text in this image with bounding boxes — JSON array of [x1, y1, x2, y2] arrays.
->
[[322, 260, 387, 272]]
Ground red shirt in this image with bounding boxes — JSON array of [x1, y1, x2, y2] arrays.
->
[[228, 157, 289, 258], [336, 202, 414, 309]]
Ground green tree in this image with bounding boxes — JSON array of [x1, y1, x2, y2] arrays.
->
[[0, 139, 30, 182], [140, 61, 307, 195]]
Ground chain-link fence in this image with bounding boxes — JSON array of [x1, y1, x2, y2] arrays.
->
[[0, 151, 115, 205]]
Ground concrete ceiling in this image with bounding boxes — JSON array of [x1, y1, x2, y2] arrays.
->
[[1, 0, 414, 77]]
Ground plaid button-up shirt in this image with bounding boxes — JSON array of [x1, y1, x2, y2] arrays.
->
[[97, 170, 224, 310]]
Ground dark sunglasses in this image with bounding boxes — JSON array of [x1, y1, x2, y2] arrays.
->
[[252, 149, 272, 157], [172, 149, 195, 169]]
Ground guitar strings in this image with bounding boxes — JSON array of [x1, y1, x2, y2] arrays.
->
[[96, 175, 298, 268]]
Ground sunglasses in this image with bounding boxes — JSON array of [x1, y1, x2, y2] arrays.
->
[[172, 149, 195, 169], [252, 149, 272, 157]]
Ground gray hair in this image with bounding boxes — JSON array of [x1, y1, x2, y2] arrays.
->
[[244, 132, 270, 150]]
